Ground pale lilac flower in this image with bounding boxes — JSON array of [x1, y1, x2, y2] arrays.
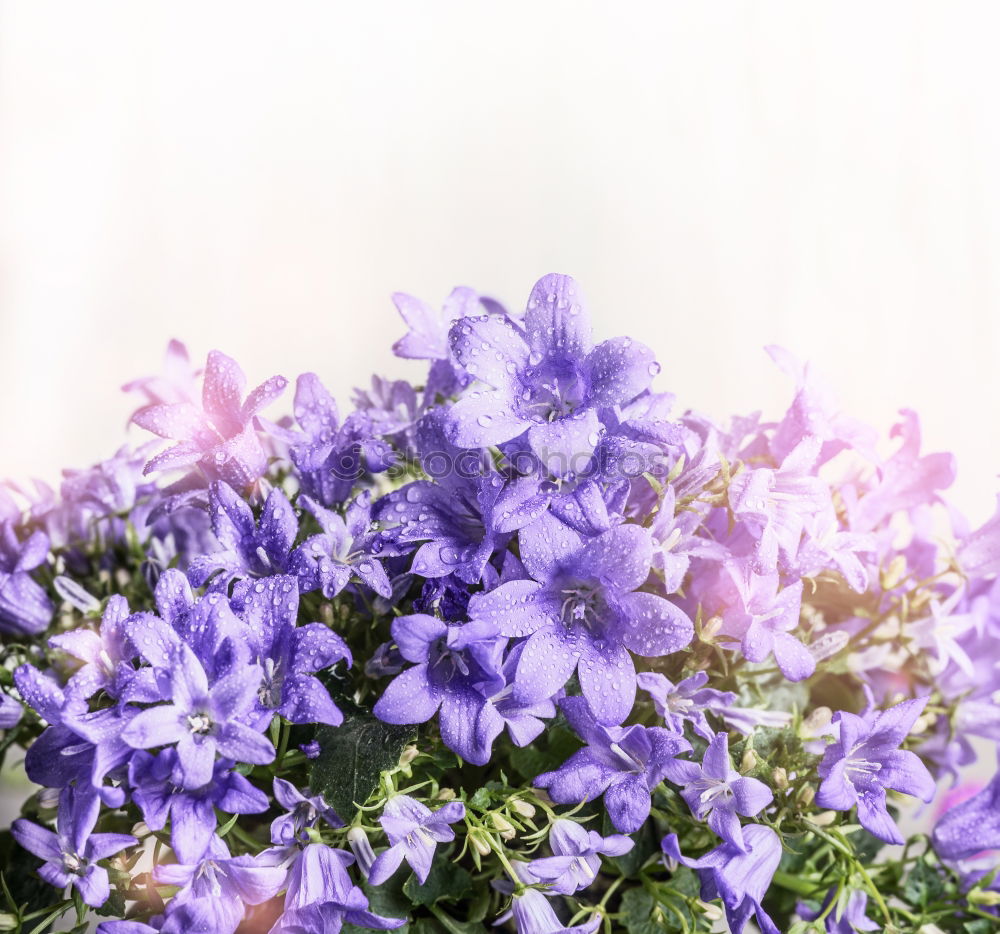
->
[[0, 522, 52, 636], [122, 640, 275, 789], [669, 732, 773, 851], [817, 697, 935, 844], [12, 787, 135, 907], [273, 842, 406, 933], [535, 697, 690, 833], [932, 768, 1000, 860], [368, 794, 466, 885], [797, 889, 879, 933], [528, 818, 633, 895], [662, 825, 782, 934], [133, 349, 287, 491], [506, 888, 601, 934], [469, 514, 692, 725]]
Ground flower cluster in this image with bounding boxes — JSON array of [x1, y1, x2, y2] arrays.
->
[[0, 274, 998, 933]]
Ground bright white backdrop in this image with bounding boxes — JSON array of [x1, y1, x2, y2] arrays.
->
[[1, 1, 999, 521]]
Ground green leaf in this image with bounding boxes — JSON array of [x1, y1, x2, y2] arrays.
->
[[309, 698, 415, 820], [603, 811, 658, 877], [403, 852, 473, 907], [94, 889, 127, 918], [620, 888, 667, 934], [902, 857, 945, 908], [412, 912, 487, 934], [343, 868, 412, 933]]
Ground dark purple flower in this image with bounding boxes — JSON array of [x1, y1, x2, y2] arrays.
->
[[373, 614, 505, 764], [469, 514, 692, 725], [368, 794, 466, 885], [154, 835, 287, 934], [0, 690, 21, 728], [662, 825, 782, 934], [816, 697, 935, 844], [535, 697, 690, 833], [188, 481, 298, 587], [273, 842, 407, 933], [528, 818, 632, 895], [0, 522, 52, 636], [932, 768, 1000, 861], [446, 274, 659, 477], [122, 638, 275, 789], [12, 786, 135, 908], [292, 492, 392, 599], [669, 732, 773, 851], [129, 749, 269, 863], [133, 349, 287, 491], [271, 777, 343, 845]]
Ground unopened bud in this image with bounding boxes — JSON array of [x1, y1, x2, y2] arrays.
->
[[399, 745, 419, 766], [800, 707, 832, 737], [880, 555, 907, 590], [470, 832, 492, 857], [969, 887, 1000, 907], [740, 749, 760, 773], [697, 900, 724, 922], [492, 814, 516, 840], [796, 785, 815, 808], [131, 821, 151, 838], [0, 913, 17, 931], [347, 828, 376, 878], [437, 787, 457, 801], [700, 616, 723, 640], [771, 767, 788, 789], [510, 799, 536, 819], [805, 810, 838, 827]]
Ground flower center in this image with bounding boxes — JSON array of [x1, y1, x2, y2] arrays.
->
[[187, 712, 214, 736]]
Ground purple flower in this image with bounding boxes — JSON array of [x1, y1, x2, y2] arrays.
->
[[133, 349, 287, 491], [274, 842, 407, 933], [271, 778, 343, 845], [0, 522, 52, 636], [292, 492, 392, 599], [154, 835, 287, 934], [637, 670, 737, 742], [506, 889, 600, 934], [188, 481, 298, 587], [528, 818, 633, 895], [707, 561, 814, 682], [958, 493, 1000, 577], [469, 514, 692, 725], [256, 610, 352, 729], [797, 889, 879, 933], [123, 338, 200, 411], [662, 825, 782, 934], [932, 768, 1000, 861], [669, 732, 773, 851], [0, 690, 21, 728], [816, 697, 935, 844], [266, 372, 393, 508], [129, 749, 269, 863], [535, 697, 690, 833], [49, 595, 137, 700], [727, 436, 830, 574], [122, 639, 275, 789], [445, 274, 658, 477], [373, 614, 506, 764], [368, 794, 466, 885], [12, 786, 135, 908]]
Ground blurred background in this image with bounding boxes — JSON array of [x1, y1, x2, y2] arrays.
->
[[1, 0, 999, 526]]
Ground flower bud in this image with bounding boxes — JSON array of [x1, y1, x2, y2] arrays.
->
[[0, 913, 17, 931], [700, 616, 723, 640], [796, 785, 815, 808], [771, 767, 788, 789], [805, 810, 838, 827], [437, 787, 457, 801], [492, 814, 516, 840], [347, 828, 376, 879], [740, 748, 760, 773], [131, 821, 151, 838], [969, 887, 1000, 906], [399, 745, 419, 767], [880, 555, 907, 590], [510, 799, 536, 819], [470, 831, 492, 857]]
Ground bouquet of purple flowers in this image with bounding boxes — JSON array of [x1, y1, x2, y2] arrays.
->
[[1, 274, 999, 934]]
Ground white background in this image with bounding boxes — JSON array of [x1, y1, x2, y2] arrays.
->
[[1, 2, 999, 522]]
